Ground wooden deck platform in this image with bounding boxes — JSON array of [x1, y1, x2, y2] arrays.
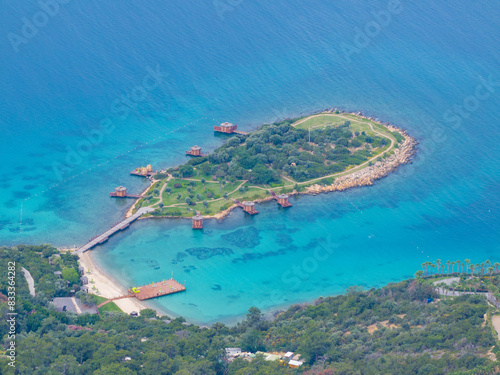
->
[[185, 151, 207, 157], [110, 192, 143, 199], [130, 171, 157, 178], [130, 279, 186, 300]]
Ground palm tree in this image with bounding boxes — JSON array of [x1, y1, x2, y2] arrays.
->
[[456, 260, 461, 274], [451, 261, 456, 275], [426, 262, 431, 276], [489, 267, 494, 278], [446, 260, 451, 275], [421, 262, 426, 276], [436, 259, 441, 275], [495, 262, 500, 274], [465, 259, 471, 274], [469, 265, 475, 292]]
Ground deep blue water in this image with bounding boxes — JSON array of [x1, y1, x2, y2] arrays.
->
[[1, 0, 499, 324]]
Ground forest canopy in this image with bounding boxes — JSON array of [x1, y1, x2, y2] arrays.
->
[[171, 119, 388, 184], [0, 245, 497, 374]]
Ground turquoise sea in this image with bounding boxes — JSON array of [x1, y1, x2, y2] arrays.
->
[[1, 0, 499, 324]]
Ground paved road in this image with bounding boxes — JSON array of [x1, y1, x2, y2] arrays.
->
[[21, 267, 35, 296], [433, 277, 459, 286], [435, 287, 500, 308], [76, 207, 154, 254]]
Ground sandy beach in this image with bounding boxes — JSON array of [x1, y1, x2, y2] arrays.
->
[[78, 251, 150, 315]]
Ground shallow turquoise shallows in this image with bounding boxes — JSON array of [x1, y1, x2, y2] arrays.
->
[[1, 0, 499, 323]]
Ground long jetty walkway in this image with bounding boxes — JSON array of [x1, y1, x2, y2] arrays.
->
[[76, 207, 154, 254]]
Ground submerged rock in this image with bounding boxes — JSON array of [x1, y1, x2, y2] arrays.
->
[[221, 226, 261, 248], [130, 257, 160, 269], [185, 247, 233, 260]]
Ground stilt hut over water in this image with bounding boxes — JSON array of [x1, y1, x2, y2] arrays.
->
[[114, 186, 127, 197], [243, 201, 258, 214], [277, 194, 292, 207], [186, 145, 202, 156], [192, 214, 203, 229], [214, 122, 237, 134]]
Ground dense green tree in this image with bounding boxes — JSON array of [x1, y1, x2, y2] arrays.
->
[[140, 309, 157, 318], [61, 268, 80, 284], [0, 246, 497, 374]]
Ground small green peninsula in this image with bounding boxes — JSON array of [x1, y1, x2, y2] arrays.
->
[[131, 111, 417, 219]]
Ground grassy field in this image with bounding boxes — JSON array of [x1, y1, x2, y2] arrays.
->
[[292, 114, 347, 129], [292, 112, 395, 139]]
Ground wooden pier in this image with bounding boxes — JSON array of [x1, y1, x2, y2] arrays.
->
[[234, 199, 259, 215], [76, 207, 154, 254], [270, 192, 292, 207], [129, 278, 186, 300], [110, 193, 143, 199]]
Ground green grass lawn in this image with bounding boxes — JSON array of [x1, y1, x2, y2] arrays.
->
[[292, 113, 397, 142], [91, 295, 123, 314], [293, 114, 346, 129], [161, 178, 242, 206]]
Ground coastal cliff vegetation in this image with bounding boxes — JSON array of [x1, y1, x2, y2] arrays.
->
[[1, 245, 499, 374]]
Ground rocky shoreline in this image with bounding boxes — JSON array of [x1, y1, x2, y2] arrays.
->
[[207, 121, 417, 222], [303, 126, 417, 195]]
